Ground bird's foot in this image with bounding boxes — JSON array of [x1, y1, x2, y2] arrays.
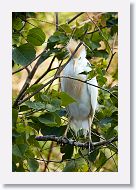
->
[[57, 136, 69, 146]]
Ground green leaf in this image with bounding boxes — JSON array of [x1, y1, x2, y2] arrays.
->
[[41, 125, 67, 137], [93, 50, 109, 59], [45, 104, 57, 112], [61, 144, 74, 161], [12, 161, 17, 172], [19, 105, 30, 112], [12, 144, 27, 158], [38, 113, 60, 127], [25, 149, 35, 158], [13, 17, 23, 30], [99, 117, 113, 126], [88, 149, 99, 162], [105, 126, 118, 139], [55, 50, 69, 60], [63, 160, 77, 172], [73, 23, 92, 40], [91, 31, 103, 43], [26, 84, 43, 93], [15, 135, 25, 144], [28, 158, 39, 172], [87, 70, 97, 80], [25, 101, 46, 110], [47, 31, 68, 48], [27, 135, 40, 147], [45, 99, 61, 112], [12, 144, 22, 158], [48, 35, 60, 43], [73, 27, 85, 39], [12, 108, 18, 128], [27, 27, 45, 46], [59, 92, 76, 106], [18, 144, 28, 156], [12, 33, 20, 45], [97, 75, 107, 86], [95, 151, 107, 171], [12, 43, 36, 66], [36, 50, 53, 65], [63, 158, 88, 172], [59, 24, 72, 33], [51, 98, 61, 109], [15, 162, 25, 172]]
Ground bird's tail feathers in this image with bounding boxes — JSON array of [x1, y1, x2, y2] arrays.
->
[[70, 118, 92, 137]]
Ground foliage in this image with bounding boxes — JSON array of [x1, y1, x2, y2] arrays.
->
[[12, 12, 118, 172]]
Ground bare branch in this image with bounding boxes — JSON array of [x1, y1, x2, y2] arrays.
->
[[35, 135, 118, 150]]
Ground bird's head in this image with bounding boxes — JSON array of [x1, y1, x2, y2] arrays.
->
[[67, 39, 86, 59]]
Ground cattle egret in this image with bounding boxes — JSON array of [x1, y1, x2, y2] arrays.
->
[[61, 39, 98, 151]]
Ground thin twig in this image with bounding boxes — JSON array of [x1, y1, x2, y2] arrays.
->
[[58, 76, 117, 99], [91, 131, 118, 151], [106, 32, 117, 72], [67, 12, 85, 24], [106, 52, 116, 72]]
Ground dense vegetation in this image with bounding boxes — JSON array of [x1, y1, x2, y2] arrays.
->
[[12, 12, 118, 172]]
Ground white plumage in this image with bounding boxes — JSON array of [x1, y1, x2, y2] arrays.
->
[[61, 39, 98, 140]]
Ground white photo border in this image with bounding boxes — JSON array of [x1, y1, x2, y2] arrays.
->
[[0, 0, 130, 185]]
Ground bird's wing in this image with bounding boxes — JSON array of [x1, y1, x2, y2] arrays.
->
[[87, 77, 98, 116]]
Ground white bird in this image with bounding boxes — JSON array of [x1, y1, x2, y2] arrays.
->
[[61, 39, 98, 148]]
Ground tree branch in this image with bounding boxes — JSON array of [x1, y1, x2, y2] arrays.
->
[[12, 47, 49, 107], [35, 135, 118, 150], [55, 12, 59, 30], [32, 56, 56, 85]]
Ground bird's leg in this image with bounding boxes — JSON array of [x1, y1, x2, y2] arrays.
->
[[58, 119, 71, 146], [88, 126, 94, 154], [63, 125, 69, 137]]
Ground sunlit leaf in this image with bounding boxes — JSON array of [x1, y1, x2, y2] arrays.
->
[[13, 17, 23, 30], [28, 158, 39, 172], [59, 92, 76, 106], [27, 27, 45, 46]]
